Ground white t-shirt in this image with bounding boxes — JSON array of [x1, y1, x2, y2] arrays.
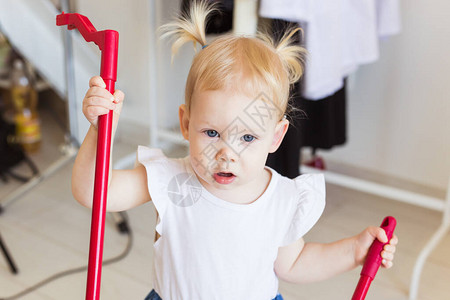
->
[[137, 146, 326, 300]]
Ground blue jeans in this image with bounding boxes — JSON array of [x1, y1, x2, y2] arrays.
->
[[145, 289, 284, 300], [145, 290, 161, 300]]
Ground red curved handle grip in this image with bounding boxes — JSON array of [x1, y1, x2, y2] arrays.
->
[[352, 216, 397, 300], [57, 13, 118, 300]]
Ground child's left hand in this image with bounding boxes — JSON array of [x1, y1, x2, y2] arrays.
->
[[354, 226, 398, 268]]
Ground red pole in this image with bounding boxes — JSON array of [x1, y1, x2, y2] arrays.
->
[[57, 13, 118, 300], [351, 216, 397, 300]]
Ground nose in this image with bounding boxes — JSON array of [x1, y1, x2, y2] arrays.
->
[[215, 145, 238, 163]]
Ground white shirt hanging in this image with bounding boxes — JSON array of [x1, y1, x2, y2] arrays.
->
[[259, 0, 401, 100]]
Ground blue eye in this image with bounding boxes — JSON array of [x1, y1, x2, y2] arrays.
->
[[242, 134, 255, 142], [205, 130, 219, 138]]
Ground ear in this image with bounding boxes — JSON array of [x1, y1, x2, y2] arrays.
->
[[269, 118, 289, 153], [179, 104, 190, 140]]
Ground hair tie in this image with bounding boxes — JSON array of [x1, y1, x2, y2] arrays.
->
[[202, 44, 208, 49]]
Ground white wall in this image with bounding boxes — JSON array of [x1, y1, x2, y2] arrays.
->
[[321, 1, 450, 190], [76, 0, 449, 190], [76, 0, 153, 127], [76, 0, 191, 131]]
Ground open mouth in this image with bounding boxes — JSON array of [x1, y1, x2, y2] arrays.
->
[[217, 172, 234, 177], [213, 172, 236, 184]]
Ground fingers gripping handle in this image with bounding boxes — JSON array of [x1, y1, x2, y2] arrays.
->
[[57, 13, 118, 300], [361, 216, 397, 278], [352, 216, 397, 300]]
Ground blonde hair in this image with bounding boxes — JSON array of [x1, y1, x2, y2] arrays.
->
[[160, 1, 306, 118]]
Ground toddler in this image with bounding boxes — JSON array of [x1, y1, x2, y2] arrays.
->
[[72, 2, 397, 299]]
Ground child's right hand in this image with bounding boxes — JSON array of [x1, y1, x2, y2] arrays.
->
[[82, 76, 124, 130]]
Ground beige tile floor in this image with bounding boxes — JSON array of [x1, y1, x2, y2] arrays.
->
[[0, 108, 449, 299]]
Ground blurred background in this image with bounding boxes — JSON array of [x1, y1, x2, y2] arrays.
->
[[0, 0, 448, 299]]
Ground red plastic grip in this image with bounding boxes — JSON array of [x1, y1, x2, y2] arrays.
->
[[351, 216, 397, 300], [57, 13, 118, 300], [56, 12, 118, 83], [361, 216, 396, 279]]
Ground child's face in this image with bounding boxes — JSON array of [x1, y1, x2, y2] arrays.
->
[[179, 89, 289, 200]]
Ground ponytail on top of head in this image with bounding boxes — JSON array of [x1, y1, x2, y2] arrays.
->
[[257, 27, 307, 85], [159, 1, 217, 58]]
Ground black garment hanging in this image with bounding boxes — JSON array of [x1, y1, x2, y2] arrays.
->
[[300, 85, 347, 150], [181, 0, 234, 34], [266, 19, 347, 178], [266, 19, 304, 178]]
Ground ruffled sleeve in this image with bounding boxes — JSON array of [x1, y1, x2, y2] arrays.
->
[[281, 174, 326, 246], [136, 146, 177, 236]]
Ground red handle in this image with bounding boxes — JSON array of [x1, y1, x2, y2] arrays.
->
[[57, 13, 118, 300], [351, 216, 397, 300]]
